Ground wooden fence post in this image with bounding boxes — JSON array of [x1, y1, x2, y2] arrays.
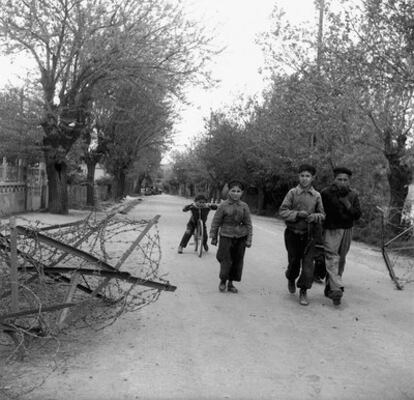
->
[[2, 157, 7, 181], [57, 272, 80, 330], [10, 216, 19, 312]]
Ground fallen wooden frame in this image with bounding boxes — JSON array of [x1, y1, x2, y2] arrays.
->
[[0, 234, 109, 301], [0, 303, 77, 360], [0, 212, 176, 339], [13, 265, 177, 291], [35, 220, 85, 232], [0, 302, 78, 322], [378, 208, 404, 290], [14, 218, 174, 292]]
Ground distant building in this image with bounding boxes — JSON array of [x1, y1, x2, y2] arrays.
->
[[79, 163, 109, 181]]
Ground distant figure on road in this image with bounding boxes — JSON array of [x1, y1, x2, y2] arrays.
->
[[210, 180, 253, 293], [279, 164, 325, 306], [321, 167, 362, 306], [178, 194, 218, 254]]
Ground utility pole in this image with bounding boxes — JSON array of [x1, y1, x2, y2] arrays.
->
[[311, 0, 325, 151], [316, 0, 325, 75]]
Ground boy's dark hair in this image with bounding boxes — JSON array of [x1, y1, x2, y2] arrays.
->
[[194, 194, 207, 202], [298, 164, 316, 175], [228, 180, 245, 191], [333, 166, 352, 177]]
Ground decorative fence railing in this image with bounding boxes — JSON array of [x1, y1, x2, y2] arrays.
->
[[0, 159, 112, 215], [0, 160, 48, 216]]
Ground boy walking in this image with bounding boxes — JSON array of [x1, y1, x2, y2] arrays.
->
[[210, 180, 252, 293], [321, 167, 361, 306], [279, 164, 325, 305], [178, 194, 218, 254]]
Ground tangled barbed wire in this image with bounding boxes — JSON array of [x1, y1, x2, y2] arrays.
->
[[0, 206, 174, 366], [378, 206, 414, 288]]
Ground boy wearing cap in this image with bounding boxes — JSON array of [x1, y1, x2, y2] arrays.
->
[[279, 164, 325, 305], [178, 194, 218, 254], [321, 167, 361, 305]]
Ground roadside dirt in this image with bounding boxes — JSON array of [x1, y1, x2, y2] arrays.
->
[[1, 194, 413, 400]]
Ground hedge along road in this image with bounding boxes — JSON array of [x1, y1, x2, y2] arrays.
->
[[22, 194, 414, 400]]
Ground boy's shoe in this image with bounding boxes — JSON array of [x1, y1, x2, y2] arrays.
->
[[203, 243, 209, 252], [227, 283, 238, 293], [219, 281, 226, 292], [330, 290, 342, 306], [288, 280, 296, 294], [177, 246, 183, 254], [299, 289, 309, 306]]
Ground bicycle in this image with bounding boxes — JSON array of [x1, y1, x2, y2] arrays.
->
[[193, 206, 205, 258]]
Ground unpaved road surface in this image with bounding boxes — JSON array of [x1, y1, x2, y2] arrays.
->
[[9, 194, 414, 399]]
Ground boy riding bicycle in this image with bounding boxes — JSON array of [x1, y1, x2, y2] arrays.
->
[[178, 194, 218, 254]]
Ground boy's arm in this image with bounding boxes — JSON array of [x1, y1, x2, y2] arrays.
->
[[209, 205, 224, 243], [334, 191, 361, 220], [182, 204, 193, 212], [307, 194, 325, 223], [322, 189, 348, 221], [346, 192, 362, 221], [279, 190, 303, 221], [243, 204, 253, 247]]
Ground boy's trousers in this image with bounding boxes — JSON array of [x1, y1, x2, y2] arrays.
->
[[179, 220, 208, 248], [323, 228, 353, 294], [284, 223, 323, 290], [216, 236, 247, 282]]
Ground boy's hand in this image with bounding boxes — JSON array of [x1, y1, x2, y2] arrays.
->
[[297, 211, 309, 219], [339, 197, 352, 209], [307, 213, 323, 223], [246, 242, 251, 248], [211, 238, 217, 246]]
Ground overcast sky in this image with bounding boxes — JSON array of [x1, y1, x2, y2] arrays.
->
[[172, 0, 320, 152], [0, 0, 321, 154]]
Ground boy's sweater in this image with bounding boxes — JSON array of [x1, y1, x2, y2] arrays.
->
[[279, 185, 325, 234], [210, 199, 252, 246], [321, 185, 361, 229]]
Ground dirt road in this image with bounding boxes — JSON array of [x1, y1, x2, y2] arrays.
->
[[16, 194, 414, 399]]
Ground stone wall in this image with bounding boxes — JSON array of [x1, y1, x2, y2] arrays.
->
[[0, 183, 26, 215]]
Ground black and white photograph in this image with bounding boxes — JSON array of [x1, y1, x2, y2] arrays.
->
[[0, 0, 413, 399]]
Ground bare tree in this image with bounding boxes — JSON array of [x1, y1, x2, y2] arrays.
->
[[101, 82, 173, 200], [0, 0, 213, 213]]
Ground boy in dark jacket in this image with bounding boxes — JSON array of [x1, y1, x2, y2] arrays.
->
[[178, 194, 218, 254], [210, 180, 252, 293], [321, 167, 361, 306], [279, 164, 325, 306]]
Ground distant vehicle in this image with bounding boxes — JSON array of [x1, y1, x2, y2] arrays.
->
[[143, 186, 162, 195]]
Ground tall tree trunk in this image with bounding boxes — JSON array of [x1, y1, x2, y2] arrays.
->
[[386, 155, 411, 228], [257, 185, 265, 213], [42, 115, 81, 215], [113, 169, 127, 200], [208, 184, 215, 202], [384, 131, 412, 229], [86, 160, 97, 207], [45, 156, 68, 214], [133, 176, 142, 194]]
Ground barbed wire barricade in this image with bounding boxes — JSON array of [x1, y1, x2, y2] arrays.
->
[[0, 205, 176, 366], [378, 206, 414, 289]]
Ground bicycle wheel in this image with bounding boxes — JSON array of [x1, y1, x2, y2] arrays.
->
[[194, 227, 199, 253], [197, 219, 204, 258]]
